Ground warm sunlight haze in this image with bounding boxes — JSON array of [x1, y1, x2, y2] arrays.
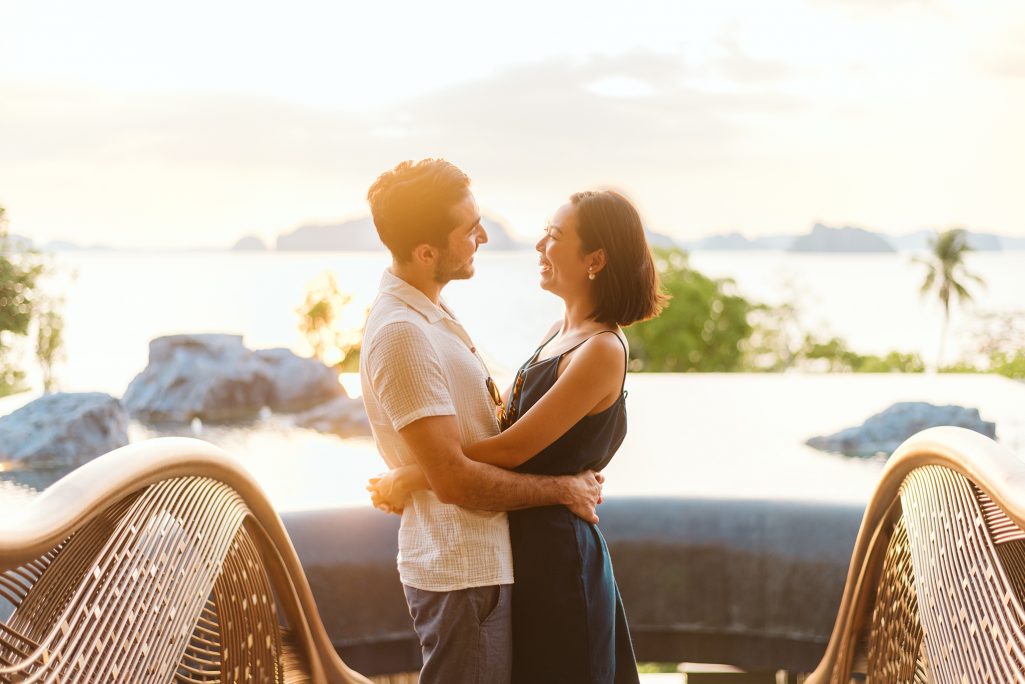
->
[[3, 2, 1025, 681], [2, 0, 1023, 247]]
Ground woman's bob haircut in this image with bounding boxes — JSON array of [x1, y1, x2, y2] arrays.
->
[[572, 190, 666, 327]]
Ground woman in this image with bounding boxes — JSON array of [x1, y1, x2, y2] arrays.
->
[[372, 189, 665, 683]]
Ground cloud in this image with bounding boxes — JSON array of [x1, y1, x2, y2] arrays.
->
[[810, 0, 939, 8], [389, 53, 806, 178], [977, 24, 1025, 80], [707, 34, 798, 85], [984, 55, 1025, 78], [0, 53, 809, 244]]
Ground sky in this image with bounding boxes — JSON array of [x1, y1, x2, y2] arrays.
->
[[1, 0, 1024, 248]]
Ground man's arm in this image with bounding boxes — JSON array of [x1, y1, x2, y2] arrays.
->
[[398, 414, 603, 523]]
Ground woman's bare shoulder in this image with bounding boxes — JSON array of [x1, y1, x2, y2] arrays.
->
[[564, 330, 627, 375]]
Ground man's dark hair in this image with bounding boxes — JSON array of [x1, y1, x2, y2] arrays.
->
[[367, 159, 471, 261], [572, 190, 667, 326]]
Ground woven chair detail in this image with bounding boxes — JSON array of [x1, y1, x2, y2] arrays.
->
[[809, 426, 1025, 684], [0, 438, 372, 684]]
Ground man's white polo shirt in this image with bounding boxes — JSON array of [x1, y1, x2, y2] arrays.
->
[[360, 269, 514, 592]]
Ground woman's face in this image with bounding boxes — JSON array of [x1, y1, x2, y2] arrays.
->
[[536, 202, 594, 295]]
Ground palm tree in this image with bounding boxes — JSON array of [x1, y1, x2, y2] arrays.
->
[[915, 228, 985, 369]]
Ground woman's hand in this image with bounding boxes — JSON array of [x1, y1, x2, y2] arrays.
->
[[367, 464, 431, 514], [368, 469, 409, 514]]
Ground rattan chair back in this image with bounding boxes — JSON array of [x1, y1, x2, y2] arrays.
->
[[808, 426, 1025, 684], [0, 437, 372, 684]]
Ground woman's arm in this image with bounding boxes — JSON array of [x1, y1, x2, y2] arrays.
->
[[466, 332, 626, 469], [367, 327, 621, 509]]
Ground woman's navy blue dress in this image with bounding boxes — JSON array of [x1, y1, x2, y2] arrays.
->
[[504, 331, 639, 684]]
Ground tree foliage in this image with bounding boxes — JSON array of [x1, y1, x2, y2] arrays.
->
[[0, 206, 50, 396], [296, 271, 363, 372], [915, 228, 985, 367], [940, 310, 1025, 379], [799, 336, 925, 373], [626, 246, 926, 374], [625, 248, 752, 372]]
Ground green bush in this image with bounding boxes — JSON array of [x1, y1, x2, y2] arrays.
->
[[941, 351, 1025, 379], [627, 246, 928, 374], [801, 336, 925, 373], [625, 248, 752, 372], [0, 207, 47, 396]]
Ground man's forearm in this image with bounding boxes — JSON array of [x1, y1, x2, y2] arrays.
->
[[432, 460, 569, 511]]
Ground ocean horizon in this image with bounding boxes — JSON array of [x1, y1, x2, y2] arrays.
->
[[2, 250, 1024, 513]]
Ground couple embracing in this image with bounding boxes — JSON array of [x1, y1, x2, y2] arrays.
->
[[359, 158, 664, 684]]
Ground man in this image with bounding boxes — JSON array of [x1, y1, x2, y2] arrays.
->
[[359, 159, 603, 684]]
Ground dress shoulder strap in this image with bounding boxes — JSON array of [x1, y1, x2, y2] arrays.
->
[[530, 331, 560, 363], [562, 330, 629, 393], [517, 330, 560, 375]]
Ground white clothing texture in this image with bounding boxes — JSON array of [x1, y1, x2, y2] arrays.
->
[[360, 269, 514, 592]]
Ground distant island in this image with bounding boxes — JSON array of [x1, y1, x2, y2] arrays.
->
[[231, 235, 268, 251], [273, 215, 522, 252], [789, 223, 895, 253], [683, 232, 794, 251], [683, 223, 1025, 252], [22, 219, 1024, 255], [254, 217, 680, 253]]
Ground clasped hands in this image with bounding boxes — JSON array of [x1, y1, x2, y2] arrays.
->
[[367, 468, 409, 515]]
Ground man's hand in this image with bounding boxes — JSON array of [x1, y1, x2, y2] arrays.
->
[[562, 470, 605, 523]]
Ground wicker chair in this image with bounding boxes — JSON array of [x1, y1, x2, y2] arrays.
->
[[807, 426, 1025, 684], [0, 437, 373, 684]]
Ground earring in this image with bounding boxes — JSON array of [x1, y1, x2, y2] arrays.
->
[[588, 271, 596, 281]]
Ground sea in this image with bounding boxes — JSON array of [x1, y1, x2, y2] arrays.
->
[[1, 249, 1024, 513]]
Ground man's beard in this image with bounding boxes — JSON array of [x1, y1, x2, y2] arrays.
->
[[433, 249, 474, 283]]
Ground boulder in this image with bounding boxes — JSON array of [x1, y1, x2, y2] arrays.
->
[[123, 334, 346, 424], [254, 348, 344, 413], [806, 401, 997, 458], [293, 395, 372, 437], [0, 392, 129, 469]]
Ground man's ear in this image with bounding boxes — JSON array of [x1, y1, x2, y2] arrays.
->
[[588, 248, 607, 275], [411, 243, 438, 266]]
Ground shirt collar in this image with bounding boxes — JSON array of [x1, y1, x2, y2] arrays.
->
[[378, 269, 454, 325]]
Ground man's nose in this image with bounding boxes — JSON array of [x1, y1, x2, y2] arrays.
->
[[478, 225, 489, 245], [535, 235, 546, 251]]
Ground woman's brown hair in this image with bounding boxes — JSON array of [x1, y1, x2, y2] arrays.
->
[[572, 190, 666, 326]]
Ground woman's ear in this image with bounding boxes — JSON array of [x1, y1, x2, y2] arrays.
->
[[588, 248, 608, 275]]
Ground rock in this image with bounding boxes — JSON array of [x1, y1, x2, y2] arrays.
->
[[123, 334, 347, 424], [806, 401, 997, 458], [293, 395, 371, 437], [0, 392, 129, 469], [254, 348, 345, 412], [231, 235, 267, 251]]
